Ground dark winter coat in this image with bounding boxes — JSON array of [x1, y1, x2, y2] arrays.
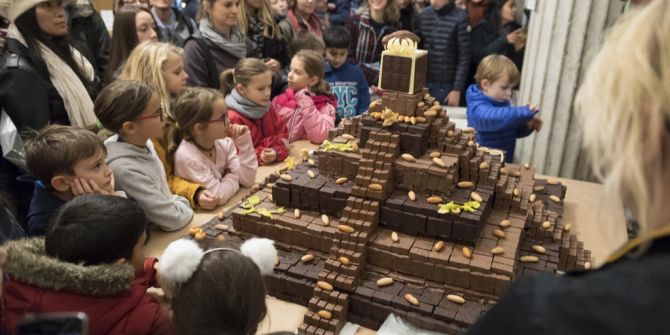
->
[[66, 2, 111, 86], [470, 19, 524, 85], [183, 36, 252, 88], [154, 7, 200, 48]]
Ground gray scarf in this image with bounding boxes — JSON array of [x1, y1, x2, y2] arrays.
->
[[199, 19, 247, 60], [225, 88, 269, 119]]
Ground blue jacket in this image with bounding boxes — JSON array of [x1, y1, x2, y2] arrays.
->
[[325, 61, 370, 124], [26, 182, 65, 236], [466, 84, 534, 162]]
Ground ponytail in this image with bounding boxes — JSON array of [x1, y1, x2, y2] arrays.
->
[[219, 69, 236, 97], [313, 79, 331, 96]]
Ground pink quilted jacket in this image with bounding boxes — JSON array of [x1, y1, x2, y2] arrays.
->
[[271, 88, 337, 144]]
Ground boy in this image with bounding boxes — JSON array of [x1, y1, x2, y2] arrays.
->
[[466, 54, 542, 163], [417, 0, 470, 106], [1, 195, 171, 334], [24, 125, 118, 236], [323, 26, 370, 124]]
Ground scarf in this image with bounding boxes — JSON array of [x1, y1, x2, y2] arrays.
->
[[247, 14, 265, 59], [286, 9, 323, 38], [7, 24, 96, 128], [467, 0, 491, 27], [225, 88, 269, 120], [199, 19, 247, 60]]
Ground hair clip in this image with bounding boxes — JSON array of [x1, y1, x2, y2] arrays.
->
[[96, 119, 104, 130], [159, 238, 277, 285]]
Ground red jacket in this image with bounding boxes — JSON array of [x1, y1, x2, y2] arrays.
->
[[228, 107, 290, 165], [1, 238, 171, 335]]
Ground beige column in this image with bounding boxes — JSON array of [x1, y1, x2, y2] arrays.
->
[[514, 0, 624, 180]]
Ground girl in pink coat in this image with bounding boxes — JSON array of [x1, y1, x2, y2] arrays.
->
[[272, 50, 337, 144], [170, 88, 258, 206]]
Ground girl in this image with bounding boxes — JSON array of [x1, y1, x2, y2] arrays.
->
[[121, 41, 218, 210], [107, 5, 158, 82], [348, 0, 400, 85], [471, 2, 670, 333], [95, 80, 193, 231], [159, 237, 276, 334], [272, 50, 336, 144], [170, 88, 258, 206], [221, 58, 289, 165], [279, 0, 323, 42], [270, 0, 288, 20], [183, 0, 251, 88], [238, 0, 288, 73]]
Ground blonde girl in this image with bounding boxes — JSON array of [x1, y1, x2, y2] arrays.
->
[[470, 2, 670, 333], [120, 41, 218, 210], [220, 58, 289, 165], [170, 88, 258, 206], [272, 50, 336, 144]]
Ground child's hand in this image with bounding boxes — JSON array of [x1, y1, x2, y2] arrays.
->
[[227, 124, 248, 139], [261, 148, 277, 164], [445, 90, 461, 107], [197, 189, 217, 210], [528, 115, 543, 132], [71, 178, 115, 197]]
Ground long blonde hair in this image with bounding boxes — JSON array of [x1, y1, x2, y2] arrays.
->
[[238, 0, 282, 39], [575, 0, 670, 236], [120, 41, 183, 118]]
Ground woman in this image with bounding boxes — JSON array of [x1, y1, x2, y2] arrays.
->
[[470, 1, 670, 333], [348, 0, 400, 85], [150, 0, 199, 48], [107, 5, 158, 82], [238, 0, 288, 72], [279, 0, 323, 42], [0, 0, 98, 224], [469, 0, 524, 84], [183, 0, 252, 88]]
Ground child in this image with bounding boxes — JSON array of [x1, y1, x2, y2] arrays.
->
[[270, 0, 289, 20], [170, 88, 258, 206], [24, 125, 116, 236], [323, 26, 370, 124], [466, 54, 541, 163], [417, 0, 471, 106], [1, 195, 171, 334], [159, 237, 276, 334], [272, 50, 337, 144], [95, 80, 194, 231], [220, 58, 290, 165], [120, 41, 218, 211]]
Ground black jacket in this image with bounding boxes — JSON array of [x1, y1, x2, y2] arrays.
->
[[0, 39, 69, 132], [66, 2, 111, 88], [469, 19, 524, 85], [469, 233, 670, 335]]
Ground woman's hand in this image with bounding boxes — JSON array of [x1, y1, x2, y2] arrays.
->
[[264, 58, 281, 73]]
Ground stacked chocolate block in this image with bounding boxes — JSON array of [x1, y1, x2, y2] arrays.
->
[[191, 31, 594, 334]]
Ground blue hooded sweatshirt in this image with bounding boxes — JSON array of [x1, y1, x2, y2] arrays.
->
[[325, 61, 370, 124], [465, 84, 535, 163]]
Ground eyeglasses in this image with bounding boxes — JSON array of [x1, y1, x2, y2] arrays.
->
[[134, 103, 165, 122], [207, 113, 230, 126]]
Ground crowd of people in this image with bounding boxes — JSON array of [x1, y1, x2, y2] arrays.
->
[[0, 0, 665, 333]]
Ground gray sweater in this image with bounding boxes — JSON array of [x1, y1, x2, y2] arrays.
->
[[105, 135, 193, 231]]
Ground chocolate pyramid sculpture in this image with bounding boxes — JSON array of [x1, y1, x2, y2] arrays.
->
[[192, 31, 593, 334]]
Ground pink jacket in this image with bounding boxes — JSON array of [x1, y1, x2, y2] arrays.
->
[[174, 132, 258, 204], [272, 88, 337, 144]]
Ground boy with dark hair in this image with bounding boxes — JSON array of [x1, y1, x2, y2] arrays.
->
[[1, 195, 171, 334], [24, 125, 119, 236], [323, 25, 370, 123]]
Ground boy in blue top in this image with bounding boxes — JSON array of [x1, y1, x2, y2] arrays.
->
[[323, 25, 370, 124], [466, 54, 542, 163]]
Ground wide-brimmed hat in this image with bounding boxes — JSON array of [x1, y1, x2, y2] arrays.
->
[[0, 0, 73, 22]]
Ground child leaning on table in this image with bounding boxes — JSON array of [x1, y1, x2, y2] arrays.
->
[[169, 88, 258, 206], [220, 58, 290, 166], [95, 80, 194, 231], [159, 237, 277, 334], [1, 195, 171, 335], [466, 54, 542, 163]]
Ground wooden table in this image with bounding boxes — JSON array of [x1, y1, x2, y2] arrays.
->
[[145, 141, 628, 334]]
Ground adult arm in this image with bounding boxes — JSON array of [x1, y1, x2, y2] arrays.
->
[[183, 39, 211, 87], [453, 14, 471, 92], [0, 68, 53, 132], [471, 22, 509, 69]]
